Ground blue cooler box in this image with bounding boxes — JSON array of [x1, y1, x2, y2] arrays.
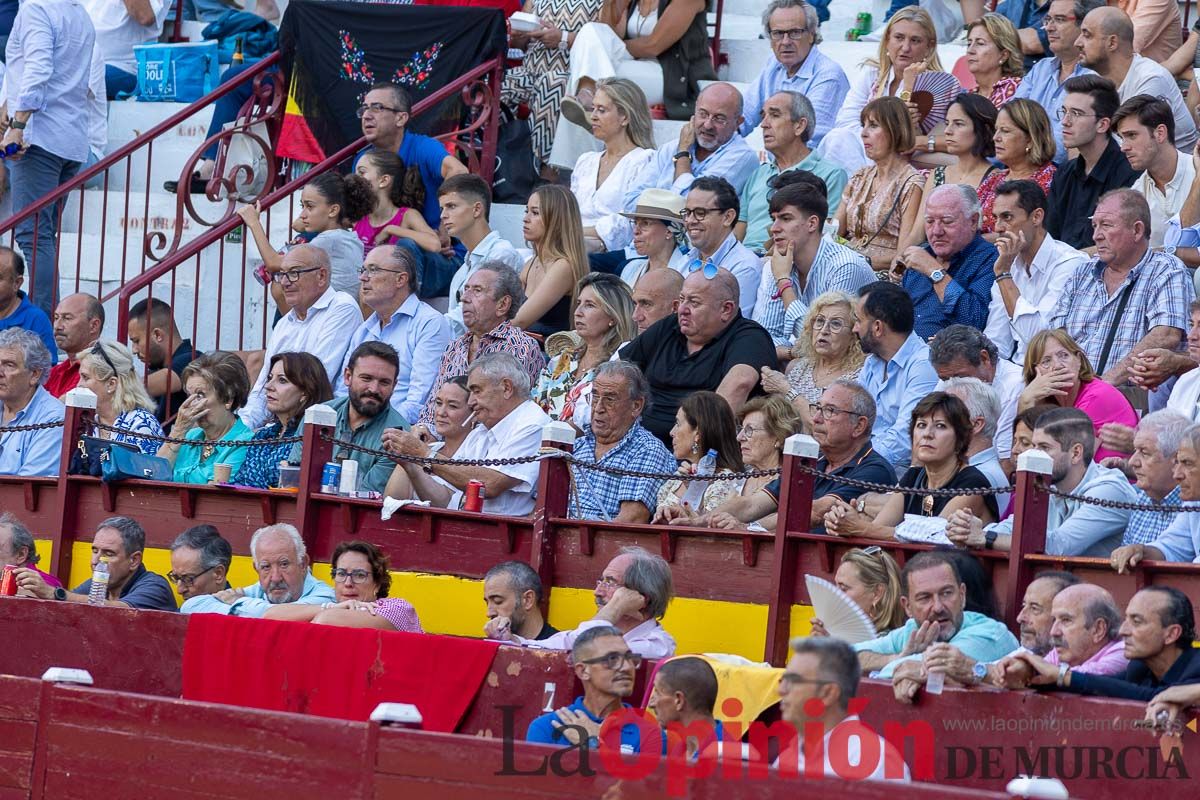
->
[[134, 41, 220, 103]]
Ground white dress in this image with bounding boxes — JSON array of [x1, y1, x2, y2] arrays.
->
[[570, 147, 655, 251]]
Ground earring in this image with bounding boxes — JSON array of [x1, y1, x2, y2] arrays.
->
[[691, 442, 700, 455]]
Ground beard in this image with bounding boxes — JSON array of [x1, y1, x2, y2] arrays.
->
[[350, 390, 386, 418]]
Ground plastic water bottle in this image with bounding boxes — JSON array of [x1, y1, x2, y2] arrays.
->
[[680, 449, 718, 509], [88, 558, 110, 606]]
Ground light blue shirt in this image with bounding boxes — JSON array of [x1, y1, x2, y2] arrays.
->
[[179, 571, 336, 617], [3, 0, 95, 162], [337, 293, 452, 425], [626, 134, 761, 209], [737, 150, 848, 253], [854, 611, 1019, 679], [969, 446, 1010, 515], [0, 386, 64, 476], [985, 461, 1136, 556], [740, 48, 851, 146], [1147, 502, 1200, 563], [1012, 57, 1093, 166], [682, 232, 763, 318], [750, 238, 874, 346], [858, 333, 940, 472]]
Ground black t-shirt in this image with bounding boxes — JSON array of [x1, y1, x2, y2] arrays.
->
[[765, 442, 897, 503], [1044, 136, 1140, 249], [158, 340, 200, 424], [533, 620, 559, 641], [620, 313, 777, 442], [898, 464, 998, 520]]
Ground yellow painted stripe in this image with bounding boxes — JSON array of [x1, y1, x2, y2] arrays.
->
[[43, 542, 818, 659]]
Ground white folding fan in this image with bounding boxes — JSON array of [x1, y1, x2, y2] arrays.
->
[[804, 574, 878, 644]]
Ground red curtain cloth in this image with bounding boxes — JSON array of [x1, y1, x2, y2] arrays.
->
[[181, 614, 499, 731]]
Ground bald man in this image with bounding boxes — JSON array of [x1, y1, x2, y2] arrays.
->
[[621, 268, 776, 443], [1076, 7, 1196, 151], [632, 269, 683, 335], [240, 245, 364, 428], [46, 293, 104, 397]]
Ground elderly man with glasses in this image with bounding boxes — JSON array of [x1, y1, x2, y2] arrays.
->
[[0, 327, 64, 477], [525, 625, 646, 753], [239, 244, 362, 429], [491, 547, 676, 660], [168, 525, 232, 602]]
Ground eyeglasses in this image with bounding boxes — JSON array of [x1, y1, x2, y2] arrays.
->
[[811, 315, 847, 334], [332, 568, 372, 584], [862, 545, 883, 557], [768, 27, 809, 42], [596, 575, 623, 588], [1041, 14, 1076, 29], [1056, 107, 1097, 121], [91, 343, 119, 376], [358, 265, 407, 278], [1036, 349, 1075, 370], [779, 672, 831, 690], [167, 565, 216, 587], [579, 650, 643, 670], [686, 257, 719, 279], [681, 207, 724, 222], [737, 423, 764, 439], [694, 109, 731, 127], [271, 266, 321, 285], [808, 404, 865, 420], [356, 103, 402, 118]]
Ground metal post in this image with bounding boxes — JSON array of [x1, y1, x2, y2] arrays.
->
[[49, 389, 96, 581], [764, 434, 820, 666], [294, 404, 337, 552], [530, 422, 575, 621], [1005, 449, 1053, 631]]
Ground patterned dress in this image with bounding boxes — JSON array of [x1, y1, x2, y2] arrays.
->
[[532, 350, 597, 427], [980, 75, 1022, 108], [502, 0, 605, 166], [784, 360, 864, 406], [656, 469, 744, 515], [94, 408, 164, 455], [977, 162, 1057, 233], [232, 418, 304, 489], [841, 163, 924, 270]]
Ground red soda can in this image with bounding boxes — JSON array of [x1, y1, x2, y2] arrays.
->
[[464, 480, 485, 512], [1, 565, 18, 596]]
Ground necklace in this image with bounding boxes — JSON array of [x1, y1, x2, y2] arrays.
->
[[200, 420, 236, 462]]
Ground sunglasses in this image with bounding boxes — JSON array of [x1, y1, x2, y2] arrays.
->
[[91, 343, 119, 376], [687, 258, 719, 279]]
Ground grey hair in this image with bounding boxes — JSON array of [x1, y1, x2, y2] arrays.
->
[[384, 245, 420, 292], [594, 361, 652, 415], [170, 524, 233, 572], [762, 0, 822, 45], [571, 624, 625, 661], [0, 328, 52, 385], [1138, 410, 1192, 460], [830, 377, 877, 428], [1181, 423, 1200, 454], [1082, 590, 1123, 643], [786, 636, 860, 710], [97, 516, 145, 556], [931, 183, 982, 226], [777, 90, 817, 144], [249, 523, 306, 564], [929, 324, 1000, 368], [0, 511, 39, 565], [475, 262, 526, 321], [468, 352, 532, 395], [618, 545, 674, 620], [485, 560, 545, 604], [942, 376, 1000, 442]]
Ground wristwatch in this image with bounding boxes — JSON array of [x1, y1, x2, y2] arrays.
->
[[984, 528, 998, 550], [929, 268, 946, 283], [972, 662, 988, 684], [899, 89, 912, 101], [53, 587, 67, 601], [927, 134, 936, 153], [672, 150, 691, 162], [9, 119, 26, 130]]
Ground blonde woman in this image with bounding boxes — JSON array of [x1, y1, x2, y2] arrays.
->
[[77, 340, 164, 455], [810, 547, 907, 637], [820, 7, 960, 171], [760, 291, 865, 431], [965, 14, 1024, 108], [533, 273, 636, 428], [516, 184, 591, 337], [976, 99, 1057, 233], [569, 77, 656, 254]]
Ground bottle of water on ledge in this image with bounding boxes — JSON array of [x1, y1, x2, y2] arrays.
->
[[88, 558, 110, 606], [680, 449, 718, 510]]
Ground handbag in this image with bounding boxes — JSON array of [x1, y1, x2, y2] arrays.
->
[[135, 42, 220, 103], [101, 447, 174, 483], [69, 436, 139, 477]]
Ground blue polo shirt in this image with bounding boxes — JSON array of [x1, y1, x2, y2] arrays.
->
[[0, 386, 65, 476], [853, 611, 1019, 679], [0, 292, 57, 362], [527, 696, 645, 753]]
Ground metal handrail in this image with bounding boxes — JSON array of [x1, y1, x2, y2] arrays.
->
[[114, 52, 505, 340], [0, 53, 281, 233]]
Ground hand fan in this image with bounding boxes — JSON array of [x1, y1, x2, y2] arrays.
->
[[911, 71, 961, 124], [804, 574, 878, 644]]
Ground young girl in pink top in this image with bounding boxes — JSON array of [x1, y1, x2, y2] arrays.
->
[[353, 150, 441, 258], [1018, 330, 1138, 463]]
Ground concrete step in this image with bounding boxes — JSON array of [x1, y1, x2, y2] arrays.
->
[[100, 99, 214, 193]]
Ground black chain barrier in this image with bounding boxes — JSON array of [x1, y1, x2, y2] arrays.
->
[[0, 420, 66, 434], [91, 421, 303, 446], [790, 460, 1012, 497], [1043, 484, 1200, 513]]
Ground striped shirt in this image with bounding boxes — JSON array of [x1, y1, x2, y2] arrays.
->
[[569, 422, 677, 521], [1048, 248, 1194, 375], [1122, 486, 1182, 546], [751, 239, 875, 346]]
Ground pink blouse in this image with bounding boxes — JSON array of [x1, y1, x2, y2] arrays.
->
[[373, 597, 423, 633], [977, 162, 1056, 233], [354, 207, 409, 256], [1074, 378, 1138, 462]]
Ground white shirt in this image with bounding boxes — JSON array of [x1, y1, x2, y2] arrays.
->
[[1118, 55, 1198, 152], [985, 232, 1087, 364], [773, 715, 912, 783], [619, 247, 690, 288], [515, 617, 677, 660], [1134, 151, 1196, 248], [970, 446, 1011, 513], [1167, 367, 1200, 421], [992, 358, 1024, 460], [570, 147, 654, 251], [240, 286, 365, 428], [447, 400, 550, 516], [81, 0, 166, 75], [86, 38, 105, 159], [445, 230, 526, 336]]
